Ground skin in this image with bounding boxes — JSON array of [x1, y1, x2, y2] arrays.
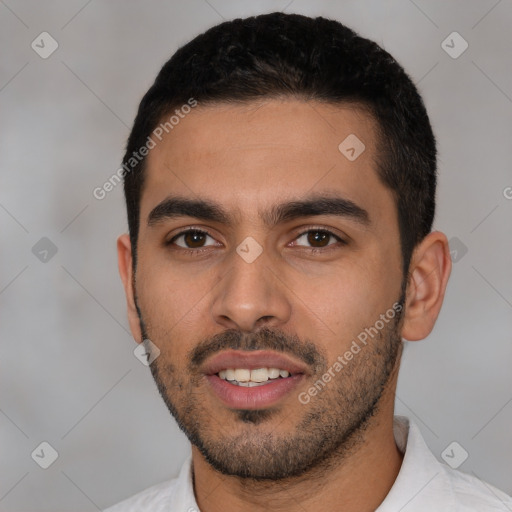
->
[[117, 99, 452, 512]]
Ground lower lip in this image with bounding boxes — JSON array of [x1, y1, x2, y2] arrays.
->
[[205, 374, 303, 410]]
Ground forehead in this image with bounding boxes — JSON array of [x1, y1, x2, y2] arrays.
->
[[140, 99, 394, 227]]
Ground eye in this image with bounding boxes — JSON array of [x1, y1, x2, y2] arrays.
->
[[293, 229, 345, 250], [165, 227, 346, 254], [167, 229, 219, 250]]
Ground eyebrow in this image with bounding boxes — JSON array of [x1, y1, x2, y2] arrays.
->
[[147, 194, 370, 228]]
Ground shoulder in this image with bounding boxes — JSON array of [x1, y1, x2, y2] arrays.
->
[[103, 455, 195, 512], [441, 464, 512, 511], [103, 478, 179, 512], [383, 417, 512, 511]]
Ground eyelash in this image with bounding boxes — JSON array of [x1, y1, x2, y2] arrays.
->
[[165, 227, 347, 255]]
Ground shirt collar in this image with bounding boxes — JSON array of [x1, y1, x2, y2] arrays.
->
[[175, 415, 448, 511], [376, 415, 450, 511]]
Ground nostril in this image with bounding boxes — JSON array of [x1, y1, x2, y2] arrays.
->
[[256, 315, 274, 325]]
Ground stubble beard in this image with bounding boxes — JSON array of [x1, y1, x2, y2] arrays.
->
[[138, 296, 404, 482]]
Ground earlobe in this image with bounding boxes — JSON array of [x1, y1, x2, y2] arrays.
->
[[117, 234, 143, 343], [401, 231, 452, 341]]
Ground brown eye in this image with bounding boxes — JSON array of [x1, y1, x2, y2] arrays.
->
[[183, 231, 207, 248], [295, 229, 341, 249], [169, 230, 216, 249], [307, 231, 331, 247]]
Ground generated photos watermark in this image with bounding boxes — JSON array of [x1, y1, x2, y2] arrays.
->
[[93, 97, 198, 200], [298, 301, 403, 405]]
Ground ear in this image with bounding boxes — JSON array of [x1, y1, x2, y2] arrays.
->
[[117, 233, 143, 343], [401, 231, 452, 341]]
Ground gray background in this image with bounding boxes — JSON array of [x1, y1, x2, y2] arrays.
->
[[1, 0, 511, 510]]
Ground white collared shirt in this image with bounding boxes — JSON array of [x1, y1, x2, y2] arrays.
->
[[104, 416, 512, 511]]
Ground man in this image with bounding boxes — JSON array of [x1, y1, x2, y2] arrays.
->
[[108, 12, 512, 511]]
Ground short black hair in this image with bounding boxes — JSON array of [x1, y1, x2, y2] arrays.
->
[[122, 12, 436, 275]]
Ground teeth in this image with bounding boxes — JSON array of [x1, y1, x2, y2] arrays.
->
[[234, 369, 251, 382], [250, 368, 269, 382], [268, 368, 280, 379], [217, 367, 292, 384], [236, 381, 269, 387]]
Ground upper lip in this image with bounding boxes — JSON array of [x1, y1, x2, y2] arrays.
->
[[201, 350, 309, 376]]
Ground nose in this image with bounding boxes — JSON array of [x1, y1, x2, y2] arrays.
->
[[211, 246, 292, 332]]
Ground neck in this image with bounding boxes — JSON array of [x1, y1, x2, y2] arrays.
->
[[191, 386, 403, 512]]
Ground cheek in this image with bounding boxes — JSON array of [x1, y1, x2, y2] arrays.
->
[[135, 259, 216, 343], [292, 274, 380, 342], [288, 252, 401, 345]]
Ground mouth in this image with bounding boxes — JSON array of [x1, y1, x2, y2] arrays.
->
[[217, 367, 295, 387], [202, 350, 307, 409]]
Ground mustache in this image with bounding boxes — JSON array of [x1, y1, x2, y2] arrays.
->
[[188, 327, 325, 372]]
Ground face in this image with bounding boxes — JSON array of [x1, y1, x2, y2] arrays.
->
[[130, 99, 406, 480]]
